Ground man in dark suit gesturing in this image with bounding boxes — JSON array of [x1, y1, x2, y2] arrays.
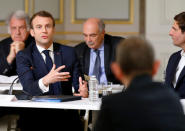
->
[[16, 11, 85, 131], [16, 11, 86, 96], [75, 18, 124, 84], [165, 12, 185, 98], [94, 37, 185, 131]]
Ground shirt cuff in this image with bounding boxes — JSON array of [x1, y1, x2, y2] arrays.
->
[[39, 78, 49, 93]]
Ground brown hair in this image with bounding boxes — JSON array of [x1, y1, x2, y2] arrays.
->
[[174, 12, 185, 33], [116, 37, 154, 75], [30, 10, 55, 29]]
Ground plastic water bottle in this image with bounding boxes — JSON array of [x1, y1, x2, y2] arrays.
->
[[88, 75, 99, 102]]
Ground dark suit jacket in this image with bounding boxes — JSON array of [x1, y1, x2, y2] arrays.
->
[[94, 74, 185, 131], [16, 41, 79, 96], [75, 34, 123, 84], [0, 35, 33, 76], [165, 50, 185, 98]]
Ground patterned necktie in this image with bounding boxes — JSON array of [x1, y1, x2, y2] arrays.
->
[[92, 50, 101, 82], [43, 50, 53, 72]]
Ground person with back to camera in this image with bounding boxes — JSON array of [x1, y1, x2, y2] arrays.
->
[[94, 37, 185, 131]]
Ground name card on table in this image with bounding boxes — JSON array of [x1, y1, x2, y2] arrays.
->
[[0, 94, 17, 102]]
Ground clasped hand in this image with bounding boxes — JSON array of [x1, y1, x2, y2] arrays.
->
[[7, 41, 25, 64]]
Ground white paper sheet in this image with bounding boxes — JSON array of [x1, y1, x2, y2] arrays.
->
[[0, 75, 18, 83]]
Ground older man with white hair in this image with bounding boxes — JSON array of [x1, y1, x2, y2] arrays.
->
[[0, 10, 34, 76]]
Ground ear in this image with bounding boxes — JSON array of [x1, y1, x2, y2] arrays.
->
[[53, 27, 56, 32], [101, 29, 105, 37], [102, 29, 105, 34], [152, 60, 160, 76], [30, 29, 34, 37], [111, 62, 124, 82]]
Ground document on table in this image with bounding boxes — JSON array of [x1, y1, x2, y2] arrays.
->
[[0, 75, 18, 83], [31, 95, 82, 102]]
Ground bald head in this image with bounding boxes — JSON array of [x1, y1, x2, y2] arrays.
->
[[84, 18, 105, 32], [83, 18, 105, 49]]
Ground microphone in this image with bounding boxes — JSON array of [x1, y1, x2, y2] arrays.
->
[[8, 66, 33, 95]]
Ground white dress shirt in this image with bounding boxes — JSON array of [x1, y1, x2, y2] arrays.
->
[[173, 50, 185, 88], [36, 44, 54, 93]]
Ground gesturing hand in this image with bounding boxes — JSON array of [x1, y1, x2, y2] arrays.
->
[[74, 77, 88, 98], [42, 64, 71, 86]]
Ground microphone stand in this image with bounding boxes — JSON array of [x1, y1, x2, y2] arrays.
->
[[8, 67, 33, 95], [8, 77, 19, 95]]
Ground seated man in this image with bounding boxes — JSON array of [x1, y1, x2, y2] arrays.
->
[[94, 37, 185, 131], [75, 18, 124, 84], [16, 10, 86, 131], [0, 10, 33, 76], [0, 10, 34, 128], [165, 12, 185, 98]]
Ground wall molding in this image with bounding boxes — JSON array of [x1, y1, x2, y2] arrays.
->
[[0, 0, 29, 26], [71, 0, 134, 24], [0, 31, 139, 37]]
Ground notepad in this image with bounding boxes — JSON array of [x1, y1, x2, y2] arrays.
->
[[31, 95, 81, 102]]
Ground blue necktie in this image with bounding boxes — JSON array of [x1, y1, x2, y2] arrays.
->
[[43, 50, 60, 95], [93, 50, 101, 82], [43, 50, 53, 72]]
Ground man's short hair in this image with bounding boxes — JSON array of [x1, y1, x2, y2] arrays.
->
[[6, 10, 30, 33], [174, 12, 185, 33], [98, 19, 105, 32], [116, 37, 154, 75], [30, 10, 55, 29]]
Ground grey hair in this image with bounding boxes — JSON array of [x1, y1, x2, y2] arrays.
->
[[98, 19, 105, 32], [6, 10, 30, 34]]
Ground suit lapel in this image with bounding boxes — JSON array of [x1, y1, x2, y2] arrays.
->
[[32, 45, 48, 75], [104, 40, 111, 77], [84, 46, 90, 74], [177, 67, 185, 86], [53, 43, 62, 68], [53, 43, 62, 94], [169, 53, 181, 87]]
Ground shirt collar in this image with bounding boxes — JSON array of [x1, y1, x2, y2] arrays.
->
[[36, 43, 54, 54], [180, 50, 185, 57], [98, 41, 104, 51], [91, 41, 104, 52]]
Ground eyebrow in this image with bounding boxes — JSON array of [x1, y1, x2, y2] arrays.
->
[[172, 26, 177, 30], [83, 33, 97, 36], [35, 24, 42, 26]]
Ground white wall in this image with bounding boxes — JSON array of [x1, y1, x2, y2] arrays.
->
[[145, 0, 185, 81]]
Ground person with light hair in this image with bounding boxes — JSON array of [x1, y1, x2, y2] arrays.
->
[[0, 10, 34, 76]]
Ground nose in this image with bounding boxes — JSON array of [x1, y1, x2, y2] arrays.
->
[[15, 28, 21, 35], [42, 27, 47, 32], [87, 36, 91, 42], [169, 29, 173, 36]]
